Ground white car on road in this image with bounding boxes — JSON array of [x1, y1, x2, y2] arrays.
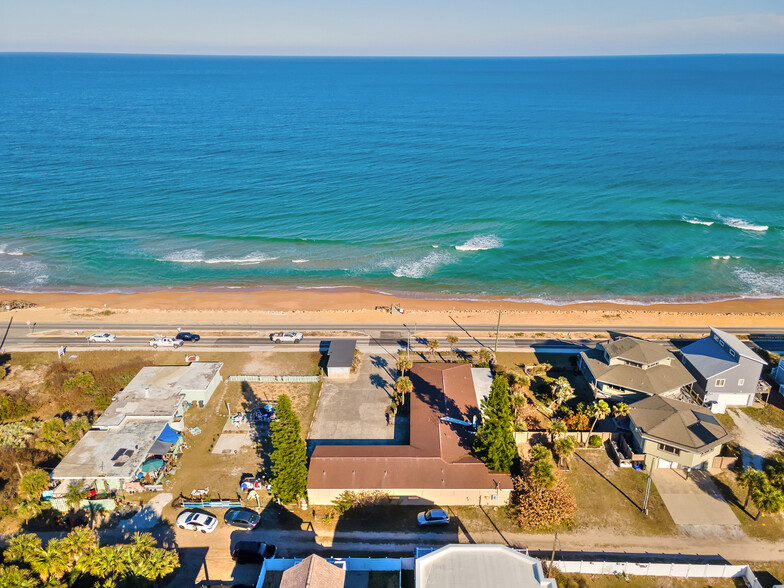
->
[[149, 335, 182, 348], [176, 510, 218, 533], [87, 333, 116, 343], [270, 332, 303, 344]]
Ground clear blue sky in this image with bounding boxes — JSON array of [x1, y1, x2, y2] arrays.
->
[[2, 0, 783, 56]]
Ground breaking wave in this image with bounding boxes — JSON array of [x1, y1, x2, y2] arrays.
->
[[158, 249, 278, 265], [719, 216, 768, 232], [393, 251, 452, 279], [682, 217, 714, 226], [455, 234, 503, 251]]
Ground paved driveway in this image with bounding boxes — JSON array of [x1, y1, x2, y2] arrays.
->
[[652, 469, 739, 527], [309, 355, 408, 447]]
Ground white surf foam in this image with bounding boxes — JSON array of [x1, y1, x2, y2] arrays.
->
[[710, 256, 742, 260], [203, 254, 278, 265], [734, 267, 784, 295], [158, 249, 205, 263], [158, 250, 277, 265], [291, 259, 309, 264], [720, 216, 768, 232], [0, 244, 25, 256], [682, 217, 714, 226], [393, 251, 451, 279], [455, 234, 503, 251]]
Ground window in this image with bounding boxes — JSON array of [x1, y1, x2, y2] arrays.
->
[[715, 379, 725, 387], [657, 443, 681, 456], [729, 349, 736, 357], [738, 379, 745, 386], [719, 340, 725, 347]]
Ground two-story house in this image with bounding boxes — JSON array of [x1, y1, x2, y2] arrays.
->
[[579, 337, 695, 403], [679, 327, 765, 413], [627, 395, 731, 470]]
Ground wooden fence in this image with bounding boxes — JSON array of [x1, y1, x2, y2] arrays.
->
[[711, 456, 738, 469], [514, 430, 619, 445]]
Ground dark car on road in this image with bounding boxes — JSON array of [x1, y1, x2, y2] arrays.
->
[[175, 332, 201, 342], [224, 507, 261, 530], [231, 540, 277, 564]]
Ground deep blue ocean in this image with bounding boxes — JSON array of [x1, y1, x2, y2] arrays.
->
[[1, 54, 783, 302]]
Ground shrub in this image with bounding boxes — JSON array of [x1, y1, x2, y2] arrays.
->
[[331, 490, 390, 514], [588, 434, 602, 447], [0, 396, 32, 423], [509, 461, 577, 530], [63, 372, 95, 390]]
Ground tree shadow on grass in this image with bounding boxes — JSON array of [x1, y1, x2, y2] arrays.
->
[[575, 451, 641, 512]]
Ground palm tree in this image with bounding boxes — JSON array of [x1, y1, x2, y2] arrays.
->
[[477, 347, 495, 365], [64, 482, 89, 513], [751, 481, 784, 520], [4, 533, 43, 565], [0, 564, 37, 588], [529, 444, 551, 463], [396, 352, 412, 377], [549, 419, 567, 443], [426, 339, 439, 360], [584, 400, 610, 447], [612, 402, 630, 420], [15, 498, 50, 522], [38, 417, 66, 456], [737, 468, 767, 510], [446, 334, 459, 360], [393, 376, 413, 406], [548, 377, 575, 411], [62, 527, 98, 567], [18, 469, 50, 502], [764, 457, 784, 486], [554, 436, 577, 468]]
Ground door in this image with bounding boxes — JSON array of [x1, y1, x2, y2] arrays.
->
[[657, 458, 676, 469]]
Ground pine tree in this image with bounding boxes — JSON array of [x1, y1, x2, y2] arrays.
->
[[473, 375, 517, 473], [270, 394, 309, 504]]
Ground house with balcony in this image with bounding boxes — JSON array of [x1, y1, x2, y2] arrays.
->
[[579, 337, 695, 403], [679, 328, 765, 413], [627, 395, 732, 470]]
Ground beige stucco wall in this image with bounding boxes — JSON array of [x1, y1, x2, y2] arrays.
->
[[308, 488, 511, 507], [641, 438, 721, 470]]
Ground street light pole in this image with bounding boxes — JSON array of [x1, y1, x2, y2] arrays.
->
[[494, 308, 502, 353]]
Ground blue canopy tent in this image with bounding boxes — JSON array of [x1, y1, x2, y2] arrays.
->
[[147, 423, 182, 456]]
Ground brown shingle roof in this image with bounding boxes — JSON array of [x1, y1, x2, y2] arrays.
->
[[280, 554, 345, 588], [628, 395, 732, 452], [580, 348, 694, 396], [308, 363, 512, 492], [602, 337, 672, 366]]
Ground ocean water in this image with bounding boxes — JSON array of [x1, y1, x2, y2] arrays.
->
[[1, 53, 783, 302]]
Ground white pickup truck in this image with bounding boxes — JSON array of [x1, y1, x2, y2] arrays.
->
[[149, 335, 183, 349], [269, 332, 303, 344]]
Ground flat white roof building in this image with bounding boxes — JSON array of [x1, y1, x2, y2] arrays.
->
[[416, 544, 557, 588], [94, 362, 223, 429]]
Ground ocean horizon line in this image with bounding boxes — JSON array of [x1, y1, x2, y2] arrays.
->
[[2, 51, 783, 59]]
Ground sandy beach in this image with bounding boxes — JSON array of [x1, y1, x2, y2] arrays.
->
[[4, 288, 784, 332]]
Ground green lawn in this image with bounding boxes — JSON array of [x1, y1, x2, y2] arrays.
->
[[565, 449, 677, 536], [712, 470, 784, 541]]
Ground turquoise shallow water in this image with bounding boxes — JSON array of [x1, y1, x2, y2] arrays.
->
[[1, 54, 783, 302]]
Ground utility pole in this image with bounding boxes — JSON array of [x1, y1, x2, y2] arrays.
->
[[549, 530, 559, 575], [643, 465, 653, 515], [494, 308, 502, 353]]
